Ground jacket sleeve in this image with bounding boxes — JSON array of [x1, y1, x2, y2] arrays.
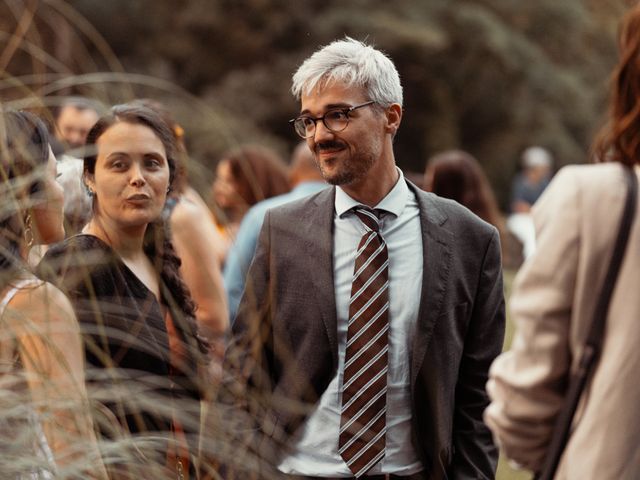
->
[[217, 210, 278, 478], [451, 227, 505, 479], [484, 167, 580, 471]]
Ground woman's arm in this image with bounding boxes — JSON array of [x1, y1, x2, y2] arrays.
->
[[11, 281, 108, 479], [171, 196, 230, 343]]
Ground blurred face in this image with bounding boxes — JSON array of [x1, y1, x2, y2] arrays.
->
[[55, 106, 99, 149], [212, 159, 245, 209], [31, 147, 65, 244], [300, 82, 384, 186], [526, 164, 551, 184], [85, 121, 170, 234]]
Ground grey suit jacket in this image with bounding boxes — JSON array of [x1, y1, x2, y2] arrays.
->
[[224, 181, 505, 479]]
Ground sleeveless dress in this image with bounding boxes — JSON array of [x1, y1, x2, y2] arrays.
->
[[0, 278, 56, 479], [38, 234, 201, 477]]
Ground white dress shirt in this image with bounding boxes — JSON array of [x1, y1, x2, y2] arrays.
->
[[277, 169, 424, 476]]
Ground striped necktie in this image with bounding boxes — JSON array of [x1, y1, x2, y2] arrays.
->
[[339, 206, 390, 477]]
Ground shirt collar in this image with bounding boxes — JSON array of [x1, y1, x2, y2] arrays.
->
[[335, 168, 409, 219]]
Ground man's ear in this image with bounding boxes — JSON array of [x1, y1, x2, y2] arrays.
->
[[384, 103, 402, 136]]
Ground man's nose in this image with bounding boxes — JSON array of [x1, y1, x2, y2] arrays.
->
[[313, 119, 334, 143]]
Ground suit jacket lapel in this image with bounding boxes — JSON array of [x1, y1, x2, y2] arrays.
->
[[409, 185, 454, 388], [298, 182, 453, 379], [304, 187, 339, 368]]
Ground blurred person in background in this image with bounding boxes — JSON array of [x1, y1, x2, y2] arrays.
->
[[55, 154, 93, 236], [485, 4, 640, 478], [424, 150, 523, 270], [38, 105, 208, 479], [51, 97, 104, 237], [507, 146, 554, 259], [223, 141, 327, 321], [510, 146, 553, 214], [0, 110, 106, 478], [210, 144, 290, 261], [51, 97, 101, 156]]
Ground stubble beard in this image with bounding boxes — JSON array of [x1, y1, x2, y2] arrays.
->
[[317, 151, 376, 186]]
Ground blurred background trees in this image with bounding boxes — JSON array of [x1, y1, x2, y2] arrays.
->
[[0, 0, 631, 207]]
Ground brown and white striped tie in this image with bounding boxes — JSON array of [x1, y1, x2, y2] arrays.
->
[[339, 207, 389, 478]]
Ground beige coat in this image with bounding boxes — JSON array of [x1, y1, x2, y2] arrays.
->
[[485, 163, 640, 479]]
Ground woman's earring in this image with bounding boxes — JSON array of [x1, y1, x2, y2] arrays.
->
[[24, 213, 34, 248]]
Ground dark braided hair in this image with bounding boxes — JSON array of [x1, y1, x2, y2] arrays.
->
[[0, 110, 51, 288], [84, 104, 209, 371]]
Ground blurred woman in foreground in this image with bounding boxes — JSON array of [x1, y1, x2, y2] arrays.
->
[[0, 110, 106, 478], [485, 5, 640, 478], [38, 105, 207, 478]]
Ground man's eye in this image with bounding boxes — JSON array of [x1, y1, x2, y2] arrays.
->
[[326, 110, 348, 121], [301, 117, 315, 128]]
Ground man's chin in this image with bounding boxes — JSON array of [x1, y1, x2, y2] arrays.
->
[[321, 169, 355, 186]]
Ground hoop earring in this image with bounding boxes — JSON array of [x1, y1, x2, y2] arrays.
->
[[24, 213, 34, 249]]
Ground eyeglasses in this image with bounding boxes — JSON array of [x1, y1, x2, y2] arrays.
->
[[289, 101, 375, 139]]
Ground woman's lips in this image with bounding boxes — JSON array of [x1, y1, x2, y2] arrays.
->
[[127, 193, 150, 200], [125, 194, 151, 205]]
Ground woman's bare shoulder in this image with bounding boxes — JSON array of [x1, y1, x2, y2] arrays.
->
[[8, 278, 76, 326], [171, 195, 218, 234]]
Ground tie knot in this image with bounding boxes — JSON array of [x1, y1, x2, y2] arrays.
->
[[353, 207, 382, 232]]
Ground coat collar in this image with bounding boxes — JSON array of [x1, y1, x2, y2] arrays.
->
[[303, 181, 452, 377], [408, 182, 453, 389]]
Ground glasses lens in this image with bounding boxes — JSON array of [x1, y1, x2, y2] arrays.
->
[[294, 117, 313, 138], [324, 109, 349, 133]]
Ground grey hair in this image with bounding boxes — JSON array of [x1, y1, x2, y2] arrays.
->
[[291, 37, 403, 108]]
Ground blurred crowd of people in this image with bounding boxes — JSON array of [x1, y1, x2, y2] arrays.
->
[[2, 3, 640, 479]]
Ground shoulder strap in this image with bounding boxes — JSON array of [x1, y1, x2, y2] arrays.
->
[[537, 164, 638, 480], [0, 278, 44, 318], [0, 278, 45, 368], [586, 165, 638, 346]]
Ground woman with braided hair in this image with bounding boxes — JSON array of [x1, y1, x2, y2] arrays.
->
[[38, 104, 208, 479]]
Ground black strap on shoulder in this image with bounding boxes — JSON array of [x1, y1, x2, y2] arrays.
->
[[536, 164, 638, 480], [587, 165, 638, 347]]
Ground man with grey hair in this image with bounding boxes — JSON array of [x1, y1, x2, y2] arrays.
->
[[224, 37, 504, 480]]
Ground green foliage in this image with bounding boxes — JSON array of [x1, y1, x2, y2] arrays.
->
[[1, 0, 629, 207]]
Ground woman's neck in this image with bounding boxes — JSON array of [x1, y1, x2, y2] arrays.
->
[[83, 219, 146, 260]]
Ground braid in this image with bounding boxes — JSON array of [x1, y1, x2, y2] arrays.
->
[[143, 221, 209, 358]]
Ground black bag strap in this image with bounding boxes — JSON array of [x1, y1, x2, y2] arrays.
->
[[536, 164, 638, 480]]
